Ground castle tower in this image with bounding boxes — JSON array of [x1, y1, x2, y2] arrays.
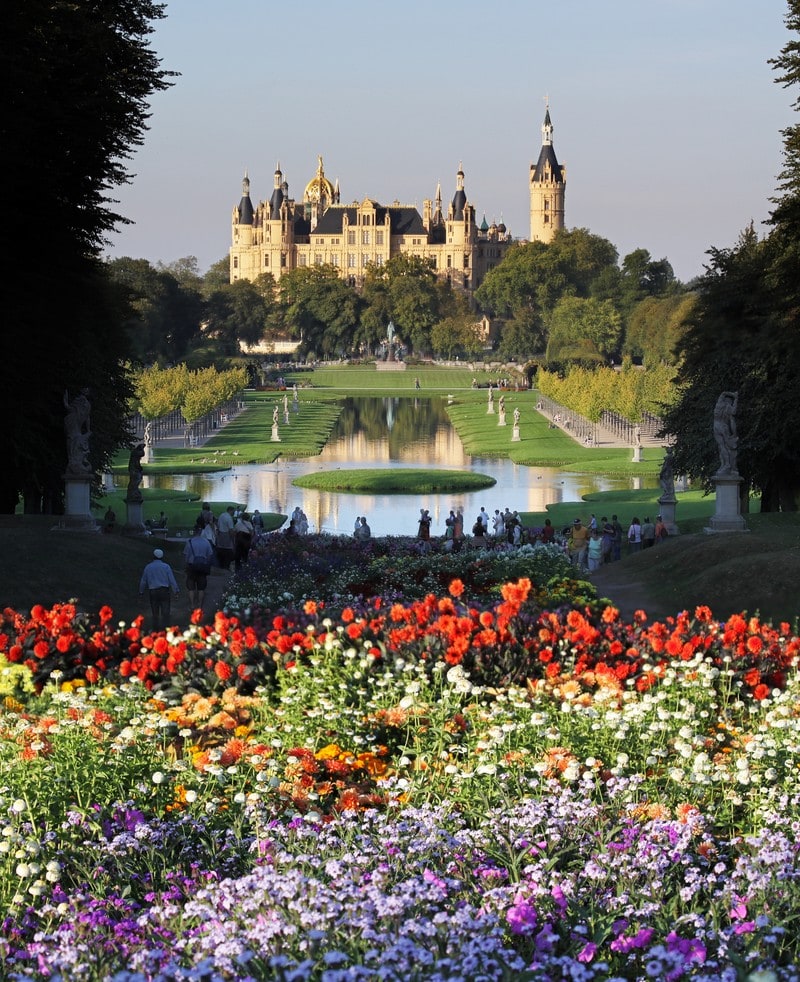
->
[[529, 104, 565, 242]]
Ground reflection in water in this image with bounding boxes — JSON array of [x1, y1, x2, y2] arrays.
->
[[146, 397, 656, 537]]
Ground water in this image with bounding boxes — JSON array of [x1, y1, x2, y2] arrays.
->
[[146, 397, 652, 537]]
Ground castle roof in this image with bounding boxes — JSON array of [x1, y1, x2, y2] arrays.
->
[[237, 173, 254, 225], [312, 205, 426, 236], [532, 143, 563, 183]]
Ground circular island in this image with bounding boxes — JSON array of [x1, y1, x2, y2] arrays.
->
[[293, 468, 496, 495]]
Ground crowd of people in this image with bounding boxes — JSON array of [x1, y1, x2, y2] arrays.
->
[[564, 513, 669, 572]]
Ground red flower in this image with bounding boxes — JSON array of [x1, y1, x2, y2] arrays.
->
[[448, 579, 465, 598], [214, 660, 232, 681]]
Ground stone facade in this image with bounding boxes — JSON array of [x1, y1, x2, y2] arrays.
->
[[230, 108, 565, 295]]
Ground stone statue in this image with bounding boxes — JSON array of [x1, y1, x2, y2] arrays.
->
[[273, 404, 279, 426], [713, 390, 739, 475], [659, 447, 675, 498], [64, 388, 92, 476], [127, 443, 145, 502], [513, 407, 520, 426], [143, 421, 153, 449], [634, 424, 642, 448]]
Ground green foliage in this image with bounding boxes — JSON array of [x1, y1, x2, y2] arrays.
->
[[545, 296, 623, 365], [536, 365, 676, 422], [293, 468, 496, 494]]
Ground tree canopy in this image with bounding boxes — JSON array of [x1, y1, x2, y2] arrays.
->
[[3, 1, 174, 513], [663, 5, 800, 511]]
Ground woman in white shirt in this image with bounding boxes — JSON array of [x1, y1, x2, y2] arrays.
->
[[627, 517, 643, 553]]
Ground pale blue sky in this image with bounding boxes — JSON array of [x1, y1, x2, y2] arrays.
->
[[107, 0, 793, 284]]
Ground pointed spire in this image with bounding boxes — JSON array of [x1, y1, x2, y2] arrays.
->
[[542, 102, 553, 146]]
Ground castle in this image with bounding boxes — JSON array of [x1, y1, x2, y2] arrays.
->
[[229, 107, 565, 296]]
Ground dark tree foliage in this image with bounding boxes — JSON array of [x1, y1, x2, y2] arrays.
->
[[660, 229, 784, 506], [662, 5, 800, 512], [1, 2, 174, 513]]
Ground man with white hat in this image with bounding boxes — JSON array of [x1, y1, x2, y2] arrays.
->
[[138, 547, 180, 631]]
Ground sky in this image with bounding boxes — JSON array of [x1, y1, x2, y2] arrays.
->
[[106, 0, 794, 284]]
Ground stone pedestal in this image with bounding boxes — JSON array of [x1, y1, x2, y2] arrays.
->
[[487, 401, 495, 415], [284, 411, 290, 425], [658, 495, 679, 536], [58, 477, 98, 531], [271, 423, 281, 442], [123, 498, 147, 535], [511, 425, 520, 442], [708, 473, 748, 532], [632, 446, 642, 463]]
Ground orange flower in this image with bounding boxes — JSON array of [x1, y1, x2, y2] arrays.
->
[[448, 579, 465, 598]]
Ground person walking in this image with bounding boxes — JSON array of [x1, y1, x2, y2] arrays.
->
[[587, 528, 604, 572], [216, 506, 235, 570], [641, 516, 656, 549], [601, 523, 615, 565], [183, 527, 214, 612], [568, 518, 589, 568], [611, 515, 624, 562], [627, 517, 643, 553], [138, 548, 179, 631], [234, 512, 255, 570], [655, 515, 669, 543]]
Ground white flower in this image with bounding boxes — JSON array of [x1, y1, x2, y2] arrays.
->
[[10, 799, 26, 815], [152, 771, 165, 785]]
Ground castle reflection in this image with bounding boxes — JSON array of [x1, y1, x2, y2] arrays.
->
[[149, 397, 654, 536]]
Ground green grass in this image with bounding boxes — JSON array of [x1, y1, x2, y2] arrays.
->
[[293, 468, 496, 494], [89, 487, 286, 537], [284, 364, 504, 391], [445, 390, 662, 474]]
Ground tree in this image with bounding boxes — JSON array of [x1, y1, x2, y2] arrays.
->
[[662, 6, 800, 512], [430, 315, 485, 360], [279, 266, 362, 358], [107, 257, 204, 364], [545, 296, 623, 366], [2, 1, 174, 512], [476, 230, 619, 358], [362, 255, 442, 355]]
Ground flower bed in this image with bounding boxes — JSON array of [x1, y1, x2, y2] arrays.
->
[[1, 554, 800, 978]]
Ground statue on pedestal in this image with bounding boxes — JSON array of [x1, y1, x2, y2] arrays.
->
[[659, 448, 675, 499], [64, 388, 92, 476], [127, 443, 145, 503], [713, 390, 739, 475]]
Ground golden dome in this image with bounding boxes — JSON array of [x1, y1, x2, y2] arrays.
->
[[304, 155, 335, 203]]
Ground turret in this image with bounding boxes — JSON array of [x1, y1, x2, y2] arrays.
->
[[529, 103, 566, 242]]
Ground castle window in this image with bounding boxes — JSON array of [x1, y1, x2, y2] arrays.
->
[[348, 230, 356, 245], [375, 255, 383, 267], [332, 254, 340, 267], [233, 257, 239, 269], [315, 254, 323, 265], [376, 230, 384, 246], [348, 254, 356, 268], [281, 253, 286, 267], [264, 256, 269, 267], [447, 255, 452, 268], [299, 255, 307, 266], [362, 230, 370, 246]]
